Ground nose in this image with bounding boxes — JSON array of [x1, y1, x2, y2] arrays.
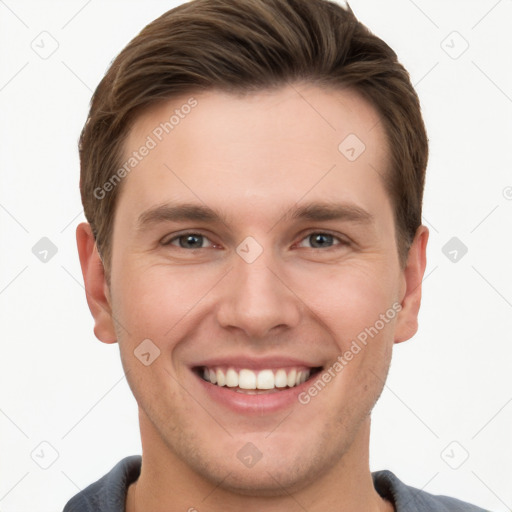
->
[[216, 248, 302, 339]]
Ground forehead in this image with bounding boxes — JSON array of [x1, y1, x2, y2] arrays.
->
[[117, 84, 391, 227]]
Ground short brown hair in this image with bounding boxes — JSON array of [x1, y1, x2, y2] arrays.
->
[[79, 0, 428, 274]]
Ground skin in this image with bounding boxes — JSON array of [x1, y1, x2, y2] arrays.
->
[[77, 84, 428, 512]]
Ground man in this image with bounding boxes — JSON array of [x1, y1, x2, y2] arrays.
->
[[65, 0, 488, 510]]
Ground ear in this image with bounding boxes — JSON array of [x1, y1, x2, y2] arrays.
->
[[394, 225, 429, 344], [76, 222, 117, 344]]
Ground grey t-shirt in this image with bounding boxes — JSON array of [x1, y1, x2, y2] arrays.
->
[[63, 456, 489, 511]]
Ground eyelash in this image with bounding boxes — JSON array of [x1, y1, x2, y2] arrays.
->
[[161, 231, 349, 250]]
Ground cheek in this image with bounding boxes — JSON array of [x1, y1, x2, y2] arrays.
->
[[111, 263, 214, 341], [289, 261, 399, 341]]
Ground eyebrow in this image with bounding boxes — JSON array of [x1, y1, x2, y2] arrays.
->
[[137, 203, 221, 230], [287, 202, 374, 224], [136, 201, 374, 231]]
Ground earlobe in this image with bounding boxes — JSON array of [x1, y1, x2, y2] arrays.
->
[[394, 225, 429, 344], [76, 222, 117, 344]]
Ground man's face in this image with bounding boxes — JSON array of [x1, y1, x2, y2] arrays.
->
[[102, 85, 416, 493]]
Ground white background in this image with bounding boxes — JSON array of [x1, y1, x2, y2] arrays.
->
[[1, 0, 511, 510]]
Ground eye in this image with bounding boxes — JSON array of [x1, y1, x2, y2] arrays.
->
[[163, 233, 214, 249], [297, 232, 347, 249]]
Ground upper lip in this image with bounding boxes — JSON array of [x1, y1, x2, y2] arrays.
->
[[191, 356, 323, 371]]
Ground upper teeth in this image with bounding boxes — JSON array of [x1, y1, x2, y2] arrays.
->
[[202, 367, 311, 390]]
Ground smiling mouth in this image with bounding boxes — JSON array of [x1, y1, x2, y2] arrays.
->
[[195, 366, 323, 394]]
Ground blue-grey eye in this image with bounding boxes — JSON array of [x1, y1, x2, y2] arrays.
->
[[179, 234, 203, 248], [166, 233, 213, 249], [307, 233, 335, 248]]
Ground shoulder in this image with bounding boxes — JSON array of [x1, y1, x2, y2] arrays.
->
[[62, 455, 141, 512], [372, 470, 490, 512]]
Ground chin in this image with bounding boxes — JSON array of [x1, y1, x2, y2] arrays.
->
[[201, 457, 318, 497], [183, 433, 345, 498]]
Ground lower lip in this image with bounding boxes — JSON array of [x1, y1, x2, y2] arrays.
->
[[194, 371, 314, 414]]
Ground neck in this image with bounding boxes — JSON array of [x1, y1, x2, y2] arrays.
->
[[126, 414, 394, 512]]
